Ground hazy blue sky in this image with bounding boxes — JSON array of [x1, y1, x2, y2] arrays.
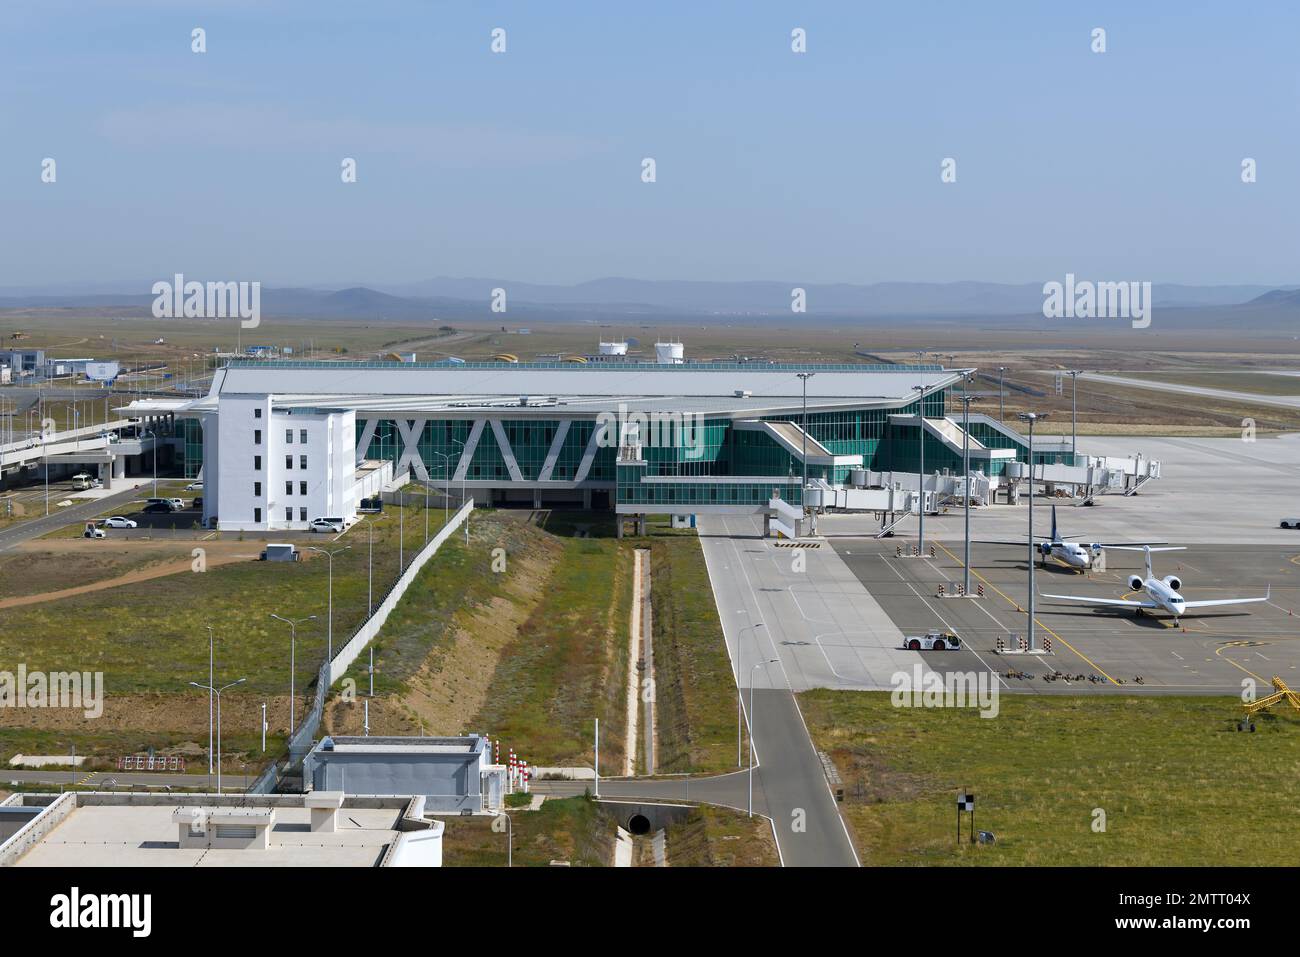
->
[[2, 0, 1297, 287]]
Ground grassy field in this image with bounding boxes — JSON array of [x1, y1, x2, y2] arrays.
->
[[439, 795, 616, 866], [330, 510, 634, 770], [648, 527, 745, 774], [798, 690, 1300, 866], [0, 496, 449, 775], [472, 513, 633, 769], [662, 805, 779, 866]]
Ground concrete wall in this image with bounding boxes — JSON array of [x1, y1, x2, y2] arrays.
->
[[327, 499, 471, 687]]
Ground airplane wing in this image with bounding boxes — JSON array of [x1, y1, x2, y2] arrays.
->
[[972, 539, 1048, 546], [1087, 541, 1168, 547], [1039, 592, 1161, 609], [1181, 594, 1270, 609]]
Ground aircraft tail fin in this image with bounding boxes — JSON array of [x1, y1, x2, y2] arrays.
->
[[1050, 504, 1059, 543], [1143, 544, 1153, 582]]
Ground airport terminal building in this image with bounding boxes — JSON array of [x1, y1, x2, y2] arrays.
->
[[134, 357, 1150, 533]]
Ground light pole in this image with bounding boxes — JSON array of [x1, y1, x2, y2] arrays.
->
[[140, 428, 158, 497], [305, 545, 351, 660], [737, 622, 765, 767], [912, 382, 927, 553], [431, 451, 450, 527], [398, 488, 404, 573], [1018, 411, 1047, 651], [796, 372, 815, 508], [367, 519, 374, 615], [748, 658, 779, 817], [452, 437, 469, 545], [189, 677, 245, 793], [205, 625, 214, 783], [270, 613, 316, 736], [958, 377, 976, 596], [997, 367, 1007, 422], [1066, 370, 1081, 462]]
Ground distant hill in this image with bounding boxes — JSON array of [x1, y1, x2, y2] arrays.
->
[[1, 278, 1298, 325]]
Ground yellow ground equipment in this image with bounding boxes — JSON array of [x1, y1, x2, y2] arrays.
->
[[1238, 676, 1300, 731]]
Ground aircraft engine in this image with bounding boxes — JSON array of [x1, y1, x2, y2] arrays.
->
[[1039, 542, 1052, 556], [1162, 575, 1182, 591], [1127, 574, 1145, 591]]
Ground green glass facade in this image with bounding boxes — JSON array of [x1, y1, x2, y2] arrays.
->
[[351, 386, 964, 511], [182, 418, 204, 479]]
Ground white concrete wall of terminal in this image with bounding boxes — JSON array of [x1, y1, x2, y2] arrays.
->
[[213, 394, 356, 532]]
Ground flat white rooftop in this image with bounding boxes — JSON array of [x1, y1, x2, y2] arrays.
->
[[15, 804, 404, 868]]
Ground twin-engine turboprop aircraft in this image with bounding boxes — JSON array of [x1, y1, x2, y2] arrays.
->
[[976, 505, 1165, 570]]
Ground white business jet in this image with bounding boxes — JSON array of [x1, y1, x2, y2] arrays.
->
[[1039, 545, 1270, 625]]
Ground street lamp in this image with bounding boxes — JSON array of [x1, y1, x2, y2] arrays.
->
[[1066, 370, 1081, 462], [140, 428, 158, 497], [795, 372, 815, 510], [451, 437, 470, 545], [430, 451, 450, 528], [912, 382, 927, 553], [1017, 411, 1047, 651], [189, 677, 245, 794], [270, 614, 317, 736], [957, 376, 976, 596], [748, 658, 779, 817], [736, 622, 765, 767], [305, 545, 351, 660]]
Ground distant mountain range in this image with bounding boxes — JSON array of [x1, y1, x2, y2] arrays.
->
[[1, 278, 1298, 323]]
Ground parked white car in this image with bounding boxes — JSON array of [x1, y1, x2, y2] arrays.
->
[[310, 517, 345, 533], [101, 516, 137, 529], [185, 482, 203, 492], [1281, 518, 1300, 529]]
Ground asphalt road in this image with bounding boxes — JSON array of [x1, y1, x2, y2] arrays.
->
[[1079, 372, 1300, 411], [695, 513, 861, 867], [0, 484, 144, 554]]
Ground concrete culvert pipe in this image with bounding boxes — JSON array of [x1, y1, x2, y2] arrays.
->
[[627, 813, 652, 836]]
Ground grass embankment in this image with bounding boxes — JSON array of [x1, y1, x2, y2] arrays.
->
[[439, 795, 616, 866], [331, 510, 634, 770], [648, 527, 746, 774], [662, 805, 779, 866], [799, 690, 1300, 866]]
